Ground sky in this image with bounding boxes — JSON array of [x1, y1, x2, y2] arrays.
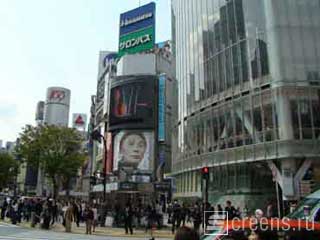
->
[[0, 0, 171, 143]]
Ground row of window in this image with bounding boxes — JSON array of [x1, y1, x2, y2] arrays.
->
[[174, 87, 320, 160], [175, 163, 274, 194]]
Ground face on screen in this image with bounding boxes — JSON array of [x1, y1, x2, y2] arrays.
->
[[120, 133, 147, 168]]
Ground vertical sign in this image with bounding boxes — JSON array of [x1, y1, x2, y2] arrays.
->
[[105, 132, 113, 174], [118, 2, 156, 57], [158, 74, 166, 141]]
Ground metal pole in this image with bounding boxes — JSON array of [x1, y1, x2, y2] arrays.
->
[[103, 137, 107, 203]]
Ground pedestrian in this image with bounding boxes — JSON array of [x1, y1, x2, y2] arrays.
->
[[266, 201, 276, 218], [10, 201, 18, 224], [225, 200, 236, 220], [192, 202, 202, 234], [72, 201, 80, 227], [41, 202, 51, 230], [124, 203, 133, 235], [64, 202, 74, 233], [84, 205, 94, 235], [171, 200, 181, 234], [174, 226, 200, 240], [1, 199, 8, 220], [92, 204, 98, 232], [217, 204, 223, 214]]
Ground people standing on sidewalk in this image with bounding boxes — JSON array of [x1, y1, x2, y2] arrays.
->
[[84, 205, 94, 235], [123, 203, 134, 235]]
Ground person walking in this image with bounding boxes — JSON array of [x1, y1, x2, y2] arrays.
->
[[171, 200, 181, 234], [192, 202, 202, 234], [225, 200, 236, 220], [84, 205, 94, 235], [64, 202, 74, 233], [124, 203, 134, 235], [92, 204, 98, 232], [1, 199, 8, 220]]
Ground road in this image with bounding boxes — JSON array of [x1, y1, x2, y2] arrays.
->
[[0, 222, 169, 240]]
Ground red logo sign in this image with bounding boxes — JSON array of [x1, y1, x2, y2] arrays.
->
[[75, 115, 85, 125], [49, 90, 65, 101]]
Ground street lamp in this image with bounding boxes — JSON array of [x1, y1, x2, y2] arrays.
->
[[91, 129, 107, 202]]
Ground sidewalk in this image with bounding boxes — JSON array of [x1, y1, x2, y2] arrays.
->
[[3, 219, 174, 239]]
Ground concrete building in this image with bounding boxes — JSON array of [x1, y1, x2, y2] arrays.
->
[[171, 0, 320, 210], [44, 87, 70, 126]]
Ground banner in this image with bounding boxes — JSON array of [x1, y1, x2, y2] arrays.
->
[[158, 74, 166, 141]]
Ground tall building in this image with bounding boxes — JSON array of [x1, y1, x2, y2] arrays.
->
[[171, 0, 320, 209], [44, 87, 71, 126]]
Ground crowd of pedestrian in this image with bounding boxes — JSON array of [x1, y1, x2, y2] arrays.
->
[[1, 196, 278, 237], [0, 197, 99, 234]]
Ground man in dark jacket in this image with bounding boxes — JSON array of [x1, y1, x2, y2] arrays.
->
[[124, 204, 134, 235], [225, 200, 236, 220], [171, 200, 181, 234]]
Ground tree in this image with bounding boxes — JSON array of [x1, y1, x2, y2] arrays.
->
[[0, 152, 18, 191], [17, 124, 86, 198]]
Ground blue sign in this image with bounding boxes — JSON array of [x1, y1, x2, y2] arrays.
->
[[119, 2, 155, 36], [158, 74, 166, 141], [159, 149, 165, 167], [103, 53, 118, 67]]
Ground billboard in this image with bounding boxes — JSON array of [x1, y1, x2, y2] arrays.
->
[[105, 132, 113, 174], [158, 74, 166, 141], [72, 113, 87, 129], [109, 76, 155, 127], [46, 87, 70, 105], [113, 130, 154, 171], [119, 2, 155, 36], [119, 27, 154, 57], [118, 2, 155, 57]]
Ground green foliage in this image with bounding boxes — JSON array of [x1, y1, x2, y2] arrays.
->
[[0, 152, 18, 190], [17, 125, 86, 197]]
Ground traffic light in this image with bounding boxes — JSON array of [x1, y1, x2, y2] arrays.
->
[[201, 167, 209, 180]]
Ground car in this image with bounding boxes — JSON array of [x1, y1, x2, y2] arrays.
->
[[287, 189, 320, 221], [201, 218, 320, 240]]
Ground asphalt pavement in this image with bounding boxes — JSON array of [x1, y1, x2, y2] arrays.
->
[[0, 222, 172, 240]]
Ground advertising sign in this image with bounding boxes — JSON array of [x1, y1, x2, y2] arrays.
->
[[72, 113, 87, 129], [118, 27, 154, 57], [119, 2, 155, 36], [105, 132, 113, 174], [118, 2, 155, 57], [113, 131, 154, 171], [109, 77, 155, 126], [46, 87, 70, 106], [158, 74, 166, 141]]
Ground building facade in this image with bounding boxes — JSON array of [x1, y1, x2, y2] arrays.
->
[[172, 0, 320, 209]]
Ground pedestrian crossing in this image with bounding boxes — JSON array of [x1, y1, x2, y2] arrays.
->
[[0, 222, 18, 228]]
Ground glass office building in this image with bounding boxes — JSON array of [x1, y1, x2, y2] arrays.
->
[[171, 0, 320, 208]]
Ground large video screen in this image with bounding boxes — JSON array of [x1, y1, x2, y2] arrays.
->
[[113, 130, 154, 172], [109, 78, 155, 127]]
